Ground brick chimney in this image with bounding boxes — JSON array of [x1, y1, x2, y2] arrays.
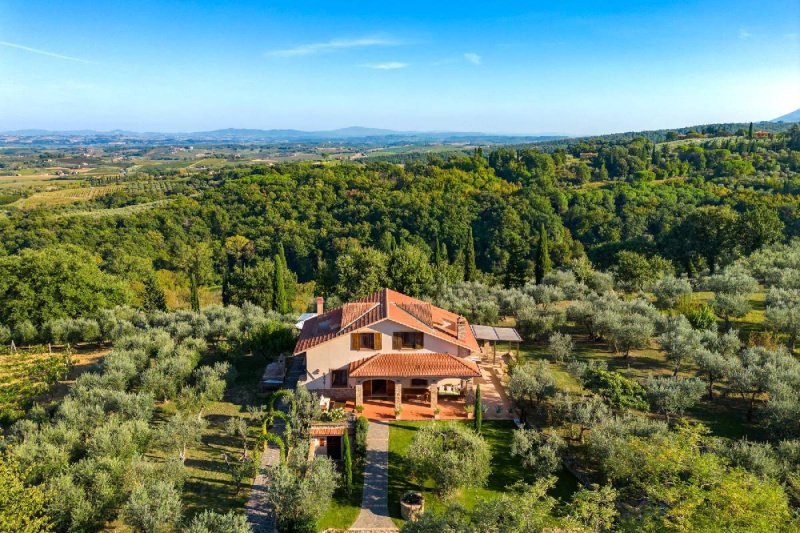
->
[[456, 316, 467, 340], [316, 296, 324, 315]]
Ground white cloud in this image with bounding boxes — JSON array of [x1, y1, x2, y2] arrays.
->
[[738, 29, 751, 39], [464, 52, 481, 65], [0, 41, 92, 63], [360, 62, 408, 70], [267, 37, 397, 57]]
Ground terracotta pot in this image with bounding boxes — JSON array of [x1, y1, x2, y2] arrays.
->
[[400, 493, 425, 521]]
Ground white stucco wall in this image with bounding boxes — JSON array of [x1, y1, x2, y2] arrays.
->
[[300, 318, 467, 390]]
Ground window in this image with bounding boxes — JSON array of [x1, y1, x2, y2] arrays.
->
[[351, 332, 382, 350], [411, 378, 428, 387], [393, 332, 423, 350], [331, 369, 348, 388], [359, 333, 375, 350]]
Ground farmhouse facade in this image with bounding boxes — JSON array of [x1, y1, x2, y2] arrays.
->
[[293, 288, 481, 413]]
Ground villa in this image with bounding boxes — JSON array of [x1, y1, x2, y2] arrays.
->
[[293, 288, 483, 416]]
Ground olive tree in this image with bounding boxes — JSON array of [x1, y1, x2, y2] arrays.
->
[[766, 288, 800, 352], [707, 269, 759, 328], [121, 481, 182, 533], [408, 423, 491, 495], [548, 332, 573, 362], [644, 376, 706, 423], [507, 361, 557, 422], [651, 275, 693, 310], [511, 428, 565, 477], [185, 510, 252, 533], [658, 314, 703, 376]]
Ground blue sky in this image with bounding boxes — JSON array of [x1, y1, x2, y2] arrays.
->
[[0, 0, 798, 134]]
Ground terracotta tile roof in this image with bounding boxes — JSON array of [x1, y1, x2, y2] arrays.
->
[[348, 352, 481, 378], [294, 288, 480, 354], [309, 426, 346, 437]]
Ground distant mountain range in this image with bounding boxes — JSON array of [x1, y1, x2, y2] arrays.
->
[[772, 108, 800, 123], [0, 126, 566, 145]]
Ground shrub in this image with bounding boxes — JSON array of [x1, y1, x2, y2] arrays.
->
[[582, 369, 648, 410], [355, 416, 369, 459], [408, 423, 491, 495]]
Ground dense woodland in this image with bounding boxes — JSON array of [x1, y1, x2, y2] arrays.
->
[[2, 124, 800, 532]]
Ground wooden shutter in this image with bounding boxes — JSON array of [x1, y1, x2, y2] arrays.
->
[[351, 333, 360, 350], [392, 333, 402, 350], [414, 332, 424, 349], [373, 333, 382, 350]]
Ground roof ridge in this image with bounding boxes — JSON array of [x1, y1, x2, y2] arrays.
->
[[339, 302, 380, 332]]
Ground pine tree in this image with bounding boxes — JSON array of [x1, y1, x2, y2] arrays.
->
[[535, 224, 552, 284], [142, 273, 167, 312], [464, 227, 477, 282], [342, 431, 353, 495], [748, 122, 753, 140], [474, 384, 482, 433], [274, 243, 289, 314]]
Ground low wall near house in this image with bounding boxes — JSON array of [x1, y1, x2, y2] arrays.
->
[[315, 388, 356, 402]]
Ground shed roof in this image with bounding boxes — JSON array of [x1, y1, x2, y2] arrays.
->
[[470, 325, 523, 342]]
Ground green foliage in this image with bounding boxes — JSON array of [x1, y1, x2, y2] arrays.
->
[[342, 429, 353, 495], [0, 245, 132, 327], [274, 243, 290, 314], [613, 250, 673, 292], [122, 480, 183, 533], [265, 457, 338, 533], [141, 273, 167, 312], [474, 384, 483, 432], [510, 428, 565, 477], [644, 376, 706, 422], [534, 224, 551, 284], [408, 423, 491, 495], [582, 369, 648, 410], [0, 451, 51, 533], [507, 361, 557, 422], [354, 416, 369, 459], [184, 510, 251, 533]]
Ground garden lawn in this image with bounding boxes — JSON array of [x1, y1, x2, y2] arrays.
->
[[317, 453, 366, 530], [388, 420, 579, 527]]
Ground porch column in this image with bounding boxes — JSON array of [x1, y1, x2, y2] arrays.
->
[[429, 382, 438, 410], [394, 381, 402, 411], [355, 383, 363, 407]]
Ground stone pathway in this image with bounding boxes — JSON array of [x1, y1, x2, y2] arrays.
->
[[245, 444, 281, 533], [350, 421, 398, 531]]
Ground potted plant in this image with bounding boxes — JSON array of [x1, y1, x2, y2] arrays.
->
[[433, 407, 441, 420], [394, 407, 402, 420], [465, 405, 474, 420], [400, 491, 425, 521]]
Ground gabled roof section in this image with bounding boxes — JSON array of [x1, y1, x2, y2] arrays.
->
[[293, 288, 480, 355], [348, 352, 481, 378]]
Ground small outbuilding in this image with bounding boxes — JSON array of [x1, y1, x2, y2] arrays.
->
[[470, 325, 523, 363]]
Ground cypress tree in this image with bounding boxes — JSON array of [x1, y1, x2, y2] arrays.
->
[[142, 273, 167, 312], [464, 227, 477, 282], [748, 122, 753, 139], [274, 243, 289, 314], [189, 274, 200, 312], [474, 384, 482, 433], [342, 431, 353, 495], [535, 224, 551, 284]]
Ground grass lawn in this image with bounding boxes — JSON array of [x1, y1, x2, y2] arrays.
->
[[179, 350, 271, 519], [317, 452, 366, 530], [387, 420, 579, 527]]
